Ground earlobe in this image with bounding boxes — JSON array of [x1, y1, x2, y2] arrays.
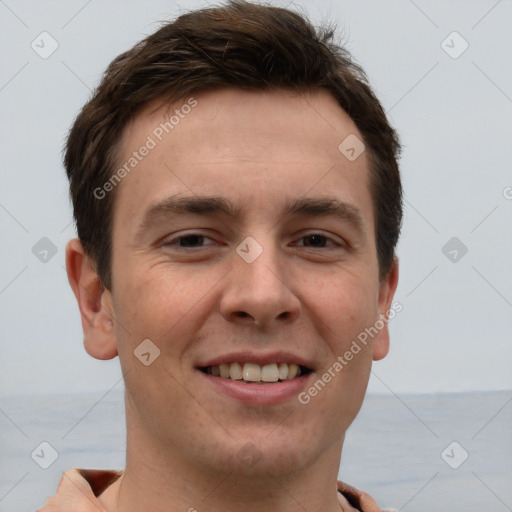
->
[[373, 257, 399, 361], [65, 239, 118, 360]]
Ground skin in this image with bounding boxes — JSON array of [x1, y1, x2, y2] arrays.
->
[[66, 87, 398, 512]]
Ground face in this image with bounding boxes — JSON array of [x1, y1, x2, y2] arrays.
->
[[84, 88, 398, 478]]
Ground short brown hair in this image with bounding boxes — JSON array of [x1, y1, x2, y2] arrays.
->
[[65, 0, 402, 290]]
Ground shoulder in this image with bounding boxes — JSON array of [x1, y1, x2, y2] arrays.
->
[[337, 480, 395, 512], [36, 468, 122, 512]]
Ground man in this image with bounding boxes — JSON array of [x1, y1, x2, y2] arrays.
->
[[39, 1, 402, 511]]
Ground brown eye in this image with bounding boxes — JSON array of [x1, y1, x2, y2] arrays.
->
[[302, 234, 328, 247], [178, 235, 206, 247], [295, 233, 338, 248], [163, 233, 217, 249]]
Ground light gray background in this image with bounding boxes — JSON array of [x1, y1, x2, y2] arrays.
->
[[1, 1, 511, 511]]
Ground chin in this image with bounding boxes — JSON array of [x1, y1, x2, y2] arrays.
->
[[214, 432, 318, 477]]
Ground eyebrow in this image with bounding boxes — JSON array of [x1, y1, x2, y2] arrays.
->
[[283, 197, 365, 235], [135, 195, 366, 238]]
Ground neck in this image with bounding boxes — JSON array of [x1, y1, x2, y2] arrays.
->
[[99, 427, 344, 512], [98, 393, 346, 512], [100, 462, 344, 512]]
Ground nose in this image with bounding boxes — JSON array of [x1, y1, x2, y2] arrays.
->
[[219, 238, 301, 328]]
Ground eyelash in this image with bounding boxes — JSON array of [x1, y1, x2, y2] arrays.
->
[[163, 232, 342, 249]]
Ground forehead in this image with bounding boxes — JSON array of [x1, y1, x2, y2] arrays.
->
[[112, 87, 373, 230], [133, 88, 362, 162]]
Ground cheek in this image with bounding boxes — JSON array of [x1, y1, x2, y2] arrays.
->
[[111, 265, 210, 436], [115, 263, 181, 326], [312, 274, 378, 419], [314, 273, 379, 349], [111, 262, 222, 359]]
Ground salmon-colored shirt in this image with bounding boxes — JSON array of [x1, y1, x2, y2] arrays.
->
[[37, 468, 392, 512]]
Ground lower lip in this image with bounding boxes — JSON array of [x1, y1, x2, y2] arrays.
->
[[198, 371, 312, 405]]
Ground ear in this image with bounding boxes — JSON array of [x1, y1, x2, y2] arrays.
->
[[65, 238, 118, 360], [372, 257, 399, 361]]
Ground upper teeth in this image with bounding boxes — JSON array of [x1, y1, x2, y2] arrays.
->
[[205, 362, 302, 382]]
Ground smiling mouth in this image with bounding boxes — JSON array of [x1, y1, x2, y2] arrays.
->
[[199, 362, 312, 383]]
